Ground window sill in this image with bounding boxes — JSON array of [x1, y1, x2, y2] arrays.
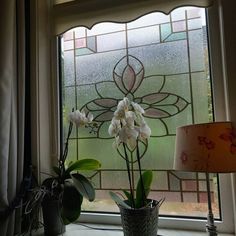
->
[[33, 223, 234, 236]]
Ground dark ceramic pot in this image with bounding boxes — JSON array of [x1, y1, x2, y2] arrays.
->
[[42, 197, 65, 235]]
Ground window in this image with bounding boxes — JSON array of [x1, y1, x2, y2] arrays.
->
[[31, 0, 236, 233], [59, 6, 221, 219]]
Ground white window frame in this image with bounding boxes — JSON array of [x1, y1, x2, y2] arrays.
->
[[30, 0, 236, 233]]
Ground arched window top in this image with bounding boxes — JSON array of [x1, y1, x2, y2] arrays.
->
[[53, 0, 215, 35]]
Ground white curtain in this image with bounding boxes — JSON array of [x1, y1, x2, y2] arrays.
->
[[0, 0, 25, 235]]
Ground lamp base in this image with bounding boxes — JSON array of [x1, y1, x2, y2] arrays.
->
[[206, 211, 217, 236]]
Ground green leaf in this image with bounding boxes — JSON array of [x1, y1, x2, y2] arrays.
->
[[109, 192, 131, 209], [135, 170, 153, 208], [52, 166, 61, 176], [71, 173, 95, 201], [65, 159, 101, 175], [61, 181, 83, 224], [122, 190, 133, 206]]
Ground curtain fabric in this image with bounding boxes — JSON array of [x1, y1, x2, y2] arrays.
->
[[53, 0, 215, 34], [0, 0, 25, 235]]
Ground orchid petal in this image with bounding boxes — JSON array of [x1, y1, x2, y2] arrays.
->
[[108, 118, 121, 137], [131, 102, 145, 114], [139, 122, 151, 140]]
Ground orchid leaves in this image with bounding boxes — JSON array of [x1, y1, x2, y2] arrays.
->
[[109, 192, 132, 209], [52, 158, 100, 201], [52, 158, 101, 223], [63, 159, 101, 179], [71, 173, 95, 202], [135, 170, 153, 208], [109, 170, 153, 209], [62, 181, 83, 224]]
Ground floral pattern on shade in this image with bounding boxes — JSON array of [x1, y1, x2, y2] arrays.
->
[[198, 136, 215, 150], [80, 55, 189, 138], [180, 151, 188, 165], [219, 128, 236, 154]]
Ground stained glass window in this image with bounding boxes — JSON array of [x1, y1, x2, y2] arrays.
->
[[60, 7, 219, 218]]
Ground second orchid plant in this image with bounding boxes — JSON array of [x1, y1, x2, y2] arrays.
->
[[108, 97, 153, 209], [43, 109, 101, 224]]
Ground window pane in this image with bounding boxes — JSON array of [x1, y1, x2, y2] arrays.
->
[[60, 7, 219, 218]]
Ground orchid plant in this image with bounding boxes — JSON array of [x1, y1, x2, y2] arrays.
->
[[108, 97, 153, 209], [42, 109, 101, 224]]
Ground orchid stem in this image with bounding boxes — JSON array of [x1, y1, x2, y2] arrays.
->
[[123, 143, 135, 209], [136, 141, 146, 206], [131, 152, 135, 197], [60, 108, 74, 181]]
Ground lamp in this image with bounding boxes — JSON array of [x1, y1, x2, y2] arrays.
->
[[174, 122, 236, 236]]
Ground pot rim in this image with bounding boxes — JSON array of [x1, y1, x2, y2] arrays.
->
[[118, 198, 162, 211]]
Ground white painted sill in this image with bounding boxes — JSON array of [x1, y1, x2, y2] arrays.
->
[[33, 223, 234, 236]]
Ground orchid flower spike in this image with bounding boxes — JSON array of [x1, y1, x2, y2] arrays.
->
[[68, 109, 93, 127]]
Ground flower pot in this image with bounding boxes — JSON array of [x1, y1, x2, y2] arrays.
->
[[118, 199, 159, 236], [42, 197, 65, 236]]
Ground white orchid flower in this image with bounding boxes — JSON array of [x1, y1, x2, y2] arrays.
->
[[108, 97, 151, 150], [108, 118, 121, 136], [68, 109, 93, 127]]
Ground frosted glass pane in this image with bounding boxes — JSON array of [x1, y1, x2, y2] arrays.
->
[[63, 51, 75, 86], [183, 193, 198, 203], [128, 25, 160, 47], [78, 139, 126, 169], [64, 87, 77, 139], [189, 29, 205, 71], [74, 28, 86, 38], [152, 171, 168, 190], [171, 8, 186, 21], [129, 41, 188, 74], [142, 137, 176, 169], [160, 23, 171, 41], [75, 50, 126, 85], [187, 8, 202, 19], [173, 21, 186, 32], [97, 32, 126, 52], [191, 72, 210, 123], [64, 87, 75, 115], [64, 40, 74, 50], [188, 18, 202, 30], [63, 29, 73, 41]]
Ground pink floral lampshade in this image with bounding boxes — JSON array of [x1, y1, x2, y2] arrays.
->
[[174, 122, 236, 173]]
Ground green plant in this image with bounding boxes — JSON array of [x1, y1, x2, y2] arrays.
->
[[43, 109, 101, 224], [24, 109, 101, 230], [43, 158, 100, 224], [108, 97, 160, 209]]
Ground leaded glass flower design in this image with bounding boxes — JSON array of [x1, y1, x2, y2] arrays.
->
[[80, 54, 189, 138]]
